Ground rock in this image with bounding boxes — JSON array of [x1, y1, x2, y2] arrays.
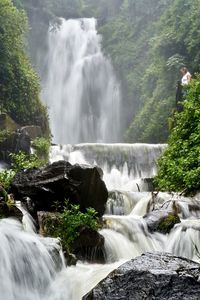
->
[[84, 252, 200, 300], [0, 130, 31, 163], [10, 160, 108, 217], [144, 209, 180, 234], [37, 211, 77, 266], [20, 125, 43, 140], [37, 211, 104, 264], [72, 226, 105, 263], [0, 186, 23, 221], [0, 113, 20, 132]]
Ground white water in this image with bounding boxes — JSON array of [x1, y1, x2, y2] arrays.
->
[[42, 18, 122, 144], [1, 143, 200, 299]]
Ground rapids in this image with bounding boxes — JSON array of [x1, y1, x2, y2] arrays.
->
[[1, 143, 200, 299]]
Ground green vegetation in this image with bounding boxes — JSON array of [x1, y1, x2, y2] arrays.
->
[[32, 137, 51, 163], [43, 203, 99, 251], [155, 76, 200, 193], [0, 130, 11, 143], [0, 151, 47, 191], [15, 0, 200, 143], [0, 0, 49, 135], [157, 213, 180, 234]]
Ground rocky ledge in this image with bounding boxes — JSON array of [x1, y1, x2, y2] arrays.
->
[[84, 252, 200, 300]]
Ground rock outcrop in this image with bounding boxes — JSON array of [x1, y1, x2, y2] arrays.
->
[[10, 160, 108, 217], [0, 130, 31, 163], [72, 226, 105, 263], [144, 209, 180, 234], [84, 252, 200, 300]]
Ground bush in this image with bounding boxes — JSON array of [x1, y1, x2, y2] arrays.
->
[[32, 137, 51, 163], [44, 203, 99, 251], [155, 76, 200, 193]]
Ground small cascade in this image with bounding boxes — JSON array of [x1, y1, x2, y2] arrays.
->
[[50, 143, 166, 191], [1, 142, 200, 299], [0, 219, 64, 300], [42, 18, 122, 144]]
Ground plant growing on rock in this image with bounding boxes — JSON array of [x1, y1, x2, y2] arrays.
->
[[32, 137, 51, 163], [43, 202, 100, 252]]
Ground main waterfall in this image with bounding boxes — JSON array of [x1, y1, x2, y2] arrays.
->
[[42, 18, 122, 144]]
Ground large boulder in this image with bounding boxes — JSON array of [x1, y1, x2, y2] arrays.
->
[[10, 160, 108, 217], [84, 252, 200, 300]]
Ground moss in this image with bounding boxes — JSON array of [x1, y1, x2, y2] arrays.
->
[[157, 213, 180, 234]]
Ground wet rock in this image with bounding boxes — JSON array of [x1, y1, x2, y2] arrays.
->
[[144, 209, 180, 234], [84, 252, 200, 300], [20, 125, 43, 140], [37, 211, 77, 266], [72, 226, 105, 263], [0, 113, 20, 132], [0, 130, 31, 163], [0, 186, 23, 221], [10, 160, 108, 217]]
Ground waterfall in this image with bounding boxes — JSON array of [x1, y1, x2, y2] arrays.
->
[[42, 18, 122, 144], [1, 143, 200, 299], [50, 143, 166, 191]]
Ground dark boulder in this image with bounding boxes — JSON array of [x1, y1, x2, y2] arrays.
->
[[10, 160, 108, 217], [0, 130, 30, 163], [84, 252, 200, 300], [144, 209, 180, 234], [0, 186, 23, 222], [72, 226, 105, 263]]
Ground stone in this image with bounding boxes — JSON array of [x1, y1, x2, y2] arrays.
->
[[20, 125, 43, 140], [143, 209, 180, 234], [0, 186, 23, 222], [84, 252, 200, 300], [0, 130, 31, 163], [0, 113, 20, 132], [72, 226, 105, 263], [10, 160, 108, 217]]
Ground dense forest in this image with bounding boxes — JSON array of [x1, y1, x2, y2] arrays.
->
[[12, 0, 200, 144], [0, 0, 49, 134]]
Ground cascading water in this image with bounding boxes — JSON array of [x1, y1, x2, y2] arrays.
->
[[1, 143, 200, 299], [42, 18, 122, 144]]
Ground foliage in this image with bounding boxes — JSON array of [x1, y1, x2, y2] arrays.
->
[[155, 76, 200, 193], [0, 150, 48, 191], [44, 203, 99, 251], [0, 0, 49, 135], [0, 130, 11, 143], [32, 137, 51, 162], [0, 170, 15, 190], [10, 151, 46, 173], [12, 0, 200, 143]]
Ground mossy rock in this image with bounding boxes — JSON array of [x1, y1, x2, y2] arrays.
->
[[144, 209, 180, 234], [157, 213, 180, 234], [0, 113, 20, 133]]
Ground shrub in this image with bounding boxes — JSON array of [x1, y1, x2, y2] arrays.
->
[[44, 203, 99, 251], [32, 137, 51, 163], [155, 75, 200, 193]]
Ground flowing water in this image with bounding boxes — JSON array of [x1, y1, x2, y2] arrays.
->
[[1, 143, 200, 299], [42, 18, 122, 144], [2, 15, 200, 300]]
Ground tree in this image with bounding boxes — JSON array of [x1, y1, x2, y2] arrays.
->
[[0, 0, 49, 134], [155, 76, 200, 193]]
